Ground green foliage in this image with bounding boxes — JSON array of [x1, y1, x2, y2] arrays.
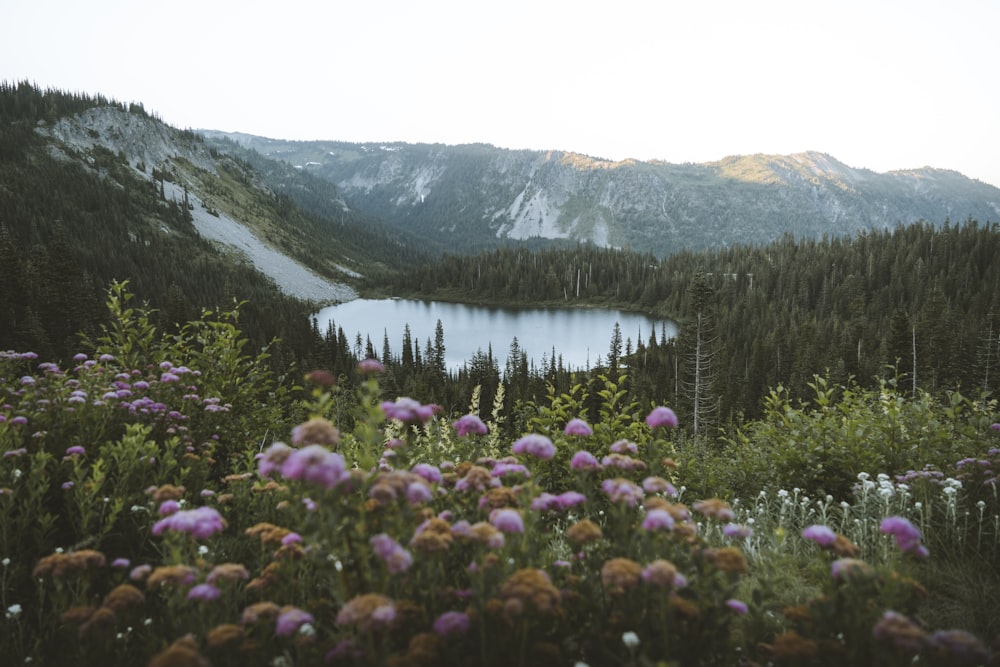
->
[[696, 376, 995, 501]]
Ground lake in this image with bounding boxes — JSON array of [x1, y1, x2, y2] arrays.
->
[[314, 299, 677, 372]]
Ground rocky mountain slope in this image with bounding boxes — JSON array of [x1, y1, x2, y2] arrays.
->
[[204, 133, 1000, 257]]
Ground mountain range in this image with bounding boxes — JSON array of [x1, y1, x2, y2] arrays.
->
[[201, 132, 1000, 257]]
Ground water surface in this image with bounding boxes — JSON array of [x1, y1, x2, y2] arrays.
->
[[314, 299, 677, 372]]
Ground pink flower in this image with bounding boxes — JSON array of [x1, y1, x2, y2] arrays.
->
[[642, 476, 678, 496], [151, 506, 227, 539], [490, 508, 524, 533], [357, 358, 385, 374], [726, 599, 748, 615], [802, 524, 837, 546], [601, 478, 644, 507], [723, 523, 754, 539], [641, 509, 675, 531], [433, 610, 470, 637], [570, 450, 602, 471], [381, 397, 440, 424], [280, 445, 348, 489], [880, 516, 928, 556], [512, 433, 555, 460], [411, 463, 443, 484], [610, 439, 638, 454], [564, 418, 593, 437], [275, 606, 314, 636], [187, 583, 221, 602], [645, 406, 678, 429], [453, 414, 488, 436]]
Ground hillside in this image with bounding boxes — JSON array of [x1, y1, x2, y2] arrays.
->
[[0, 83, 422, 360], [203, 133, 1000, 256]]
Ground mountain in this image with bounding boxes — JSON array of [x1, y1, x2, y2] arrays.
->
[[202, 133, 1000, 256], [0, 83, 423, 359]]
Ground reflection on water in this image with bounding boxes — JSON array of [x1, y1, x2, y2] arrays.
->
[[314, 299, 677, 372]]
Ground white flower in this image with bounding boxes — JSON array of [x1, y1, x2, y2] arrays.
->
[[943, 486, 957, 496], [857, 472, 870, 481], [1, 558, 9, 567], [6, 603, 22, 619], [622, 631, 640, 648], [777, 489, 789, 498], [298, 623, 316, 637]]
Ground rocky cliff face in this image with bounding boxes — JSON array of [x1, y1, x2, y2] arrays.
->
[[204, 133, 1000, 256]]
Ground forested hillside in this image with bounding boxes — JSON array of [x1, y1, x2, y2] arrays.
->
[[381, 221, 1000, 426], [0, 83, 421, 365]]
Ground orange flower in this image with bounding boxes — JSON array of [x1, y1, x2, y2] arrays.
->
[[566, 519, 603, 546], [601, 558, 643, 594], [500, 568, 561, 615]]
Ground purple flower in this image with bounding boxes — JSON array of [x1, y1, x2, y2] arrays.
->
[[280, 445, 349, 489], [532, 491, 586, 512], [726, 599, 749, 615], [723, 523, 754, 539], [411, 463, 443, 484], [371, 533, 414, 573], [490, 508, 524, 533], [151, 506, 226, 539], [381, 397, 440, 424], [880, 516, 928, 556], [433, 611, 470, 637], [556, 491, 587, 509], [570, 450, 602, 471], [3, 448, 26, 458], [491, 461, 531, 478], [65, 446, 86, 457], [610, 439, 638, 454], [512, 433, 555, 460], [275, 607, 314, 637], [802, 524, 837, 547], [111, 558, 131, 569], [158, 500, 181, 516], [646, 406, 678, 429], [453, 414, 488, 436], [257, 442, 293, 478], [61, 481, 75, 490], [601, 478, 644, 507], [641, 509, 676, 531], [642, 476, 678, 496], [990, 422, 1000, 431], [281, 532, 303, 546], [406, 481, 433, 505], [98, 354, 115, 362], [10, 416, 27, 426], [187, 583, 222, 602], [357, 358, 385, 374], [564, 418, 593, 437]]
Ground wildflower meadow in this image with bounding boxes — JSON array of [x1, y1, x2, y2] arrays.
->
[[1, 287, 999, 666]]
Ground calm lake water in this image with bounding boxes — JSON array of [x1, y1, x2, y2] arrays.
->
[[314, 299, 677, 372]]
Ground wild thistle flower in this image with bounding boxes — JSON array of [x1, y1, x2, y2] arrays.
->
[[880, 516, 928, 557], [558, 520, 601, 549], [611, 439, 638, 454], [601, 453, 647, 472], [187, 583, 222, 602], [926, 629, 990, 665], [641, 509, 676, 531], [152, 506, 227, 539], [512, 433, 556, 460], [726, 599, 749, 615], [279, 444, 348, 489], [291, 417, 340, 447], [802, 524, 837, 546], [641, 559, 684, 587], [570, 450, 602, 471], [411, 462, 444, 484], [357, 359, 385, 374], [453, 413, 487, 436], [601, 558, 643, 593], [432, 610, 471, 637], [241, 601, 281, 625], [645, 406, 678, 429], [872, 610, 927, 654], [206, 624, 246, 650], [601, 478, 644, 507], [102, 583, 145, 614], [147, 565, 197, 588], [206, 563, 250, 584], [500, 568, 561, 615], [693, 498, 736, 521], [335, 593, 396, 632], [275, 606, 315, 636], [706, 547, 748, 574], [830, 558, 874, 582], [723, 523, 754, 539], [564, 418, 593, 436], [490, 508, 525, 533], [381, 397, 440, 424]]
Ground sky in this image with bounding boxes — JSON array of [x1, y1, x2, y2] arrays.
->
[[4, 0, 999, 188]]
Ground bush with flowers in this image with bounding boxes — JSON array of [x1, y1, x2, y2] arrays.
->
[[2, 290, 999, 666]]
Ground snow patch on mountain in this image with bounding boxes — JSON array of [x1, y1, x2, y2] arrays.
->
[[162, 182, 357, 303]]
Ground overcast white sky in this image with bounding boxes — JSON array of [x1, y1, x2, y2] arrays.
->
[[4, 0, 998, 187]]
